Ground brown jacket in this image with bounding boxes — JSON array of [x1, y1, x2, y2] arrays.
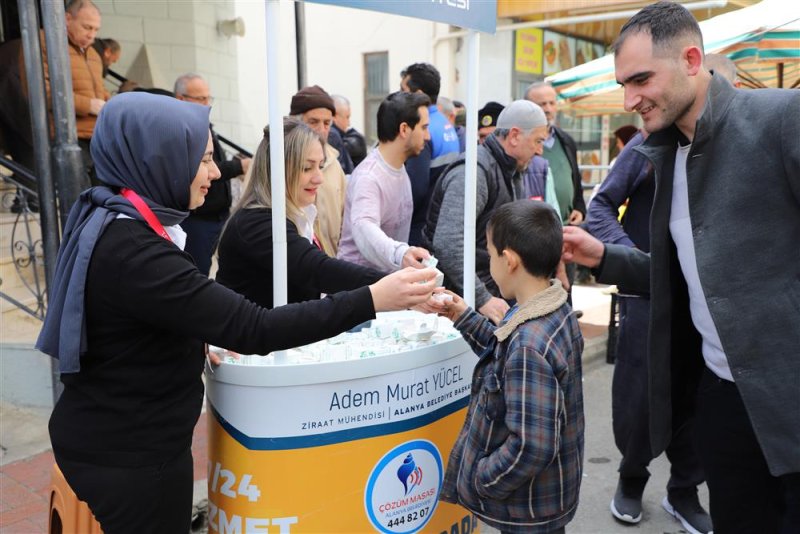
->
[[21, 32, 109, 140]]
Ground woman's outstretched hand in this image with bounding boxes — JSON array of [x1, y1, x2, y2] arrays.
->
[[369, 267, 440, 312]]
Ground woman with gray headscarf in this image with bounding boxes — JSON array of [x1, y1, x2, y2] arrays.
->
[[36, 92, 439, 533]]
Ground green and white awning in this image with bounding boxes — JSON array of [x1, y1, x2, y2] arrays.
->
[[547, 0, 800, 116]]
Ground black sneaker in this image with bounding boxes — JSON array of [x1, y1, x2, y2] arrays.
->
[[662, 490, 713, 534], [610, 478, 644, 524]]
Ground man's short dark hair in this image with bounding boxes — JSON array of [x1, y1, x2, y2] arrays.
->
[[400, 63, 441, 104], [612, 1, 703, 57], [96, 38, 120, 54], [487, 200, 562, 278], [377, 91, 431, 143]]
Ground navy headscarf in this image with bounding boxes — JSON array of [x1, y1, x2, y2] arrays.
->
[[36, 92, 210, 373]]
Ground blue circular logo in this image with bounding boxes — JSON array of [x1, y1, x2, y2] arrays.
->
[[364, 440, 443, 534]]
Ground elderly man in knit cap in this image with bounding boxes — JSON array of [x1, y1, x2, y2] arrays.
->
[[290, 85, 349, 256], [421, 99, 549, 325], [477, 101, 504, 145]]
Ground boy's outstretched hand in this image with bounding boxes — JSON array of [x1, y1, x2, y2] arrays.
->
[[437, 290, 468, 323], [410, 288, 448, 315]]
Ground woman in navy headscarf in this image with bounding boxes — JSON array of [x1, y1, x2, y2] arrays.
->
[[37, 92, 439, 533]]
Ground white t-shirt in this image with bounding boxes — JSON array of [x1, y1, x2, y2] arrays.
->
[[669, 143, 733, 381]]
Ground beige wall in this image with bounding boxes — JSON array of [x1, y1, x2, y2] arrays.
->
[[90, 1, 519, 154], [233, 2, 450, 151], [94, 0, 244, 144], [232, 2, 520, 152]]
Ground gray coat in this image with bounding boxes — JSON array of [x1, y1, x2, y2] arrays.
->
[[597, 74, 800, 476], [421, 134, 523, 308]]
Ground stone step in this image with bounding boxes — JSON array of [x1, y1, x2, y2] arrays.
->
[[0, 209, 45, 292], [0, 211, 43, 254], [0, 345, 54, 409], [0, 285, 44, 344], [0, 283, 43, 314], [0, 252, 46, 294]]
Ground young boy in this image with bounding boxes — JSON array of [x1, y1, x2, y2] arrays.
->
[[439, 200, 585, 534]]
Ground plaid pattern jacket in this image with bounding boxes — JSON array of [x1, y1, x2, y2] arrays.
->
[[440, 281, 585, 533]]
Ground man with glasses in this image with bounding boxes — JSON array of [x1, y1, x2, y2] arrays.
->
[[174, 73, 251, 276]]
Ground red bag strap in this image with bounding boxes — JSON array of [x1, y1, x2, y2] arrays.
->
[[120, 188, 172, 243]]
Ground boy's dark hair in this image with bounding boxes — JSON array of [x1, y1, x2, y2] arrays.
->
[[488, 200, 562, 278], [377, 91, 431, 143], [400, 63, 441, 104], [612, 1, 704, 57]]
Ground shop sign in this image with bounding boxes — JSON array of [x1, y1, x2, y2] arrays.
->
[[515, 28, 544, 74]]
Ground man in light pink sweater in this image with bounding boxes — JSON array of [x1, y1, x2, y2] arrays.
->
[[338, 91, 433, 272]]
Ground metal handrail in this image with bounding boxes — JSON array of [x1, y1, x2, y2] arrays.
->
[[216, 134, 253, 159], [0, 156, 39, 196], [107, 68, 126, 84]]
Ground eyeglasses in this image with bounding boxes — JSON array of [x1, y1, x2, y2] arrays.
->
[[180, 94, 214, 105]]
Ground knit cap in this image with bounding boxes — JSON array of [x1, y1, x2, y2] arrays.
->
[[496, 99, 547, 130], [289, 85, 336, 115]]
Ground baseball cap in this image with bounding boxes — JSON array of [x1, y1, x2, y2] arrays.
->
[[478, 101, 504, 128]]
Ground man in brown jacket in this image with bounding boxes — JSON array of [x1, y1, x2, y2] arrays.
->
[[62, 0, 109, 181], [25, 1, 109, 179]]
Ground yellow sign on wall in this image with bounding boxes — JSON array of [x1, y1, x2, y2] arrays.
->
[[515, 28, 544, 74]]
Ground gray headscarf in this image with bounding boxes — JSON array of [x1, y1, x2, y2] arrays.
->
[[36, 92, 210, 373]]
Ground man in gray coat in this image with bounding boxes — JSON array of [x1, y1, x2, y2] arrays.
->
[[421, 100, 548, 325], [563, 2, 800, 532]]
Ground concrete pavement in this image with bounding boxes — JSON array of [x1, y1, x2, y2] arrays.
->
[[478, 360, 710, 534], [480, 283, 711, 534]]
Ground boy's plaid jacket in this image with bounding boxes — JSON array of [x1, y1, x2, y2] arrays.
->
[[440, 281, 585, 533]]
